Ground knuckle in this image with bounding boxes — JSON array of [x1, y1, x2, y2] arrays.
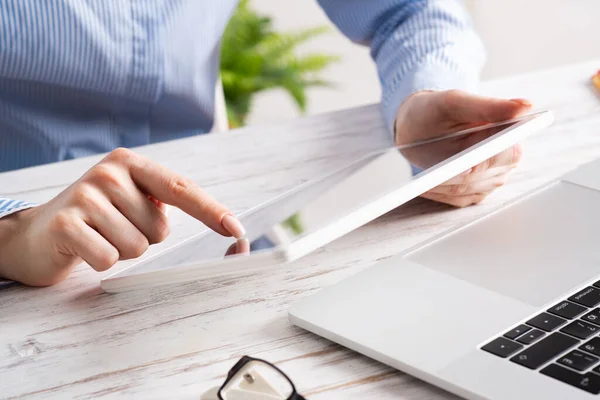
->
[[149, 215, 171, 244], [443, 89, 462, 107], [132, 241, 149, 259], [452, 195, 479, 208], [123, 236, 149, 260], [49, 211, 78, 235], [94, 250, 119, 271], [70, 183, 103, 210], [106, 147, 136, 164], [70, 182, 92, 201], [166, 176, 195, 197], [87, 164, 122, 189]]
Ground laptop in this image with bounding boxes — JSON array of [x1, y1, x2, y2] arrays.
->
[[289, 148, 600, 398]]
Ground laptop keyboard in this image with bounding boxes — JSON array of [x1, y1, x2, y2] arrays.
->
[[481, 280, 600, 395]]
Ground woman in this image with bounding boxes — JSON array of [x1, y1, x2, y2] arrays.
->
[[0, 0, 531, 286]]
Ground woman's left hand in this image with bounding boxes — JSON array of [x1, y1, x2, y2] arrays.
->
[[394, 89, 532, 207]]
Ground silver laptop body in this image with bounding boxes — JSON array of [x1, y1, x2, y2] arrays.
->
[[289, 157, 600, 399]]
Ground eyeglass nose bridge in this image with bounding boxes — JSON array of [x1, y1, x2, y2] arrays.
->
[[217, 356, 305, 400]]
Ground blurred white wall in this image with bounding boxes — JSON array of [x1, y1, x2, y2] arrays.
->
[[246, 0, 380, 127], [466, 0, 600, 79], [246, 0, 600, 127]]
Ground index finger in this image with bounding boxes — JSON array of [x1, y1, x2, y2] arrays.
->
[[123, 152, 233, 237]]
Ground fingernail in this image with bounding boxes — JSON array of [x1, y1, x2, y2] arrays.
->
[[509, 98, 532, 107], [221, 214, 246, 239]]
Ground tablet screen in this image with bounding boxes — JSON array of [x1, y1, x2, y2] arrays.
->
[[113, 113, 540, 277]]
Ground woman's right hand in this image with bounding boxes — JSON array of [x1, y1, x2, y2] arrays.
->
[[0, 148, 245, 286]]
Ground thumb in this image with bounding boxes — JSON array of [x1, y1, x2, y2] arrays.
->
[[440, 90, 532, 123]]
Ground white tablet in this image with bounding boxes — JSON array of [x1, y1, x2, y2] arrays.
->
[[101, 111, 554, 293]]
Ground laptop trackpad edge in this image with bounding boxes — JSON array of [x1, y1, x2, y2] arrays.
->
[[407, 181, 600, 307]]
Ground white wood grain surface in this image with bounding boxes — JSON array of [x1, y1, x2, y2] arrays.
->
[[1, 59, 600, 399]]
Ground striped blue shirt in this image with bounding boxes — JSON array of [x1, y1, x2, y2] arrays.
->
[[0, 0, 485, 219]]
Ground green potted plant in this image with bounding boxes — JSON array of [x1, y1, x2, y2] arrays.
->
[[220, 0, 340, 128]]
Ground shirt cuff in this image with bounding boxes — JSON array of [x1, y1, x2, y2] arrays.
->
[[0, 278, 17, 288], [411, 164, 423, 176], [0, 200, 38, 219], [381, 62, 480, 135]]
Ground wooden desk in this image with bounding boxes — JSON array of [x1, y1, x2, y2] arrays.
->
[[2, 60, 600, 399]]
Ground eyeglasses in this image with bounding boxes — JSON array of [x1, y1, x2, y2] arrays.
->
[[218, 356, 306, 400]]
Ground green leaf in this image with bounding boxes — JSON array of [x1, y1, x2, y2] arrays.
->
[[281, 213, 304, 235], [282, 78, 307, 112], [220, 0, 340, 128], [257, 26, 331, 61], [289, 54, 341, 73]]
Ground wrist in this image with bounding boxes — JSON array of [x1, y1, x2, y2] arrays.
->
[[0, 208, 34, 281]]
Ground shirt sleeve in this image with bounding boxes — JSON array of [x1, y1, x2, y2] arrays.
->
[[0, 198, 37, 219], [0, 198, 37, 287], [316, 0, 487, 133]]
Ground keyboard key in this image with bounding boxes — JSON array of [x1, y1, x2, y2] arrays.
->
[[592, 280, 600, 289], [517, 329, 546, 345], [510, 332, 579, 369], [561, 320, 600, 339], [548, 301, 587, 319], [527, 312, 567, 332], [580, 338, 600, 357], [482, 337, 523, 358], [504, 325, 531, 340], [541, 364, 600, 394], [582, 309, 600, 326], [569, 287, 600, 308], [557, 350, 599, 371]]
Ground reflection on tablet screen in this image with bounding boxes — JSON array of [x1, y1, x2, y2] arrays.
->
[[130, 115, 534, 275]]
